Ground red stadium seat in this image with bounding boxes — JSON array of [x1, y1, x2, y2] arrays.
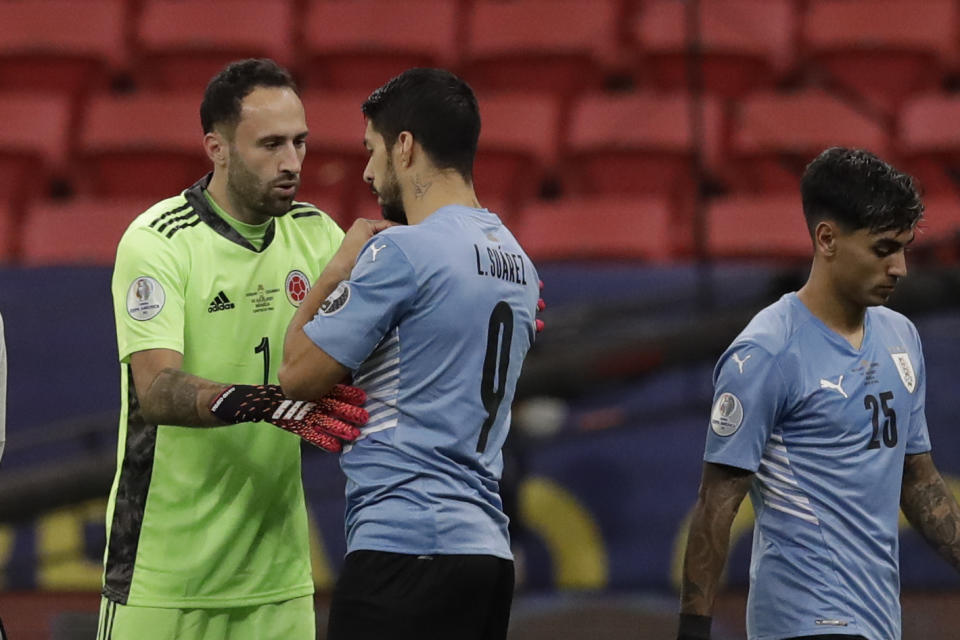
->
[[300, 0, 459, 91], [474, 92, 562, 212], [706, 194, 811, 260], [633, 0, 797, 99], [0, 93, 73, 204], [76, 92, 208, 199], [0, 201, 14, 263], [461, 0, 620, 99], [802, 0, 957, 117], [514, 196, 674, 262], [727, 89, 890, 193], [916, 195, 960, 246], [562, 91, 723, 196], [897, 94, 960, 196], [299, 91, 372, 227], [136, 0, 294, 92], [0, 0, 126, 102], [21, 197, 154, 265]]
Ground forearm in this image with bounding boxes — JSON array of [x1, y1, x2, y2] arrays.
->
[[285, 262, 350, 354], [680, 500, 737, 615], [140, 367, 228, 427], [901, 455, 960, 572]]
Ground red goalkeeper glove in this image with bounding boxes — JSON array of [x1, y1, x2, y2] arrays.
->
[[210, 383, 367, 452], [536, 279, 546, 333]]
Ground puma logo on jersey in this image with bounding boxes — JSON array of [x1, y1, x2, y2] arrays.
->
[[369, 243, 387, 262], [732, 352, 751, 374], [207, 291, 235, 313], [820, 375, 848, 398]]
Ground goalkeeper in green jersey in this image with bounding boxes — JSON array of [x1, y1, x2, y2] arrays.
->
[[99, 59, 367, 640]]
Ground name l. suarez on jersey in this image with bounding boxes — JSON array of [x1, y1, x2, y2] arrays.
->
[[473, 243, 527, 285]]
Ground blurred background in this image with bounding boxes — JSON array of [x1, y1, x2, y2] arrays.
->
[[2, 0, 960, 638]]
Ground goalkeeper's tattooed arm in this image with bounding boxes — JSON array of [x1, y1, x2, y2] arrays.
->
[[131, 349, 229, 427], [901, 452, 960, 573], [677, 462, 753, 639]]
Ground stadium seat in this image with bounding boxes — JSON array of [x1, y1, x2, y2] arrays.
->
[[727, 89, 890, 193], [897, 94, 960, 196], [0, 93, 73, 204], [633, 0, 797, 99], [136, 0, 294, 92], [802, 0, 957, 117], [299, 0, 459, 91], [461, 0, 620, 99], [473, 91, 562, 212], [298, 91, 372, 227], [916, 195, 960, 245], [76, 92, 208, 199], [561, 91, 723, 198], [706, 194, 811, 260], [0, 0, 126, 102], [513, 196, 673, 262], [0, 201, 14, 263], [21, 197, 154, 265]]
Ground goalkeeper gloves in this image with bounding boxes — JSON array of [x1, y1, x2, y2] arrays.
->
[[210, 383, 367, 452], [536, 279, 546, 333]]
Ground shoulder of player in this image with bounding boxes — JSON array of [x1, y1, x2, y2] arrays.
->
[[121, 194, 201, 246], [869, 304, 922, 347], [733, 296, 798, 359]]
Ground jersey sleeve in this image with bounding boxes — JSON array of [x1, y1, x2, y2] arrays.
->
[[111, 225, 187, 362], [704, 342, 788, 472], [302, 235, 417, 371], [905, 331, 932, 454]]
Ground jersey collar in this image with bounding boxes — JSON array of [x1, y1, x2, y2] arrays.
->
[[184, 173, 277, 253]]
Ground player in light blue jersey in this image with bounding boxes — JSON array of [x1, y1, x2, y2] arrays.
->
[[279, 69, 541, 640], [678, 148, 960, 640]]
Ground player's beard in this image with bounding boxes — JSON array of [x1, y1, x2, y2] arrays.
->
[[377, 156, 408, 225], [227, 147, 298, 219]]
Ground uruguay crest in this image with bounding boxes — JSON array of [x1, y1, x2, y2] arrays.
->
[[890, 352, 917, 394]]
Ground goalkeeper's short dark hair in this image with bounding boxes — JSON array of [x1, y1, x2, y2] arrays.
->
[[200, 58, 298, 135], [362, 68, 480, 181]]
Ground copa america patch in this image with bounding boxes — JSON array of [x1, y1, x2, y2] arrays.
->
[[126, 276, 165, 321], [711, 392, 744, 436], [319, 281, 350, 316], [890, 352, 917, 393], [285, 269, 310, 307]]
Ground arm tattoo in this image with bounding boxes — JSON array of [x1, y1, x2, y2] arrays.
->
[[142, 368, 228, 427], [413, 173, 432, 200], [680, 463, 753, 616], [901, 453, 960, 573]]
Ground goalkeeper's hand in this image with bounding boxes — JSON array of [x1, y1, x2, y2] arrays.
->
[[210, 383, 368, 452], [536, 279, 546, 333]]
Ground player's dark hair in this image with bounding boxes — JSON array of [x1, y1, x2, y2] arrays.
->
[[362, 68, 480, 180], [800, 147, 923, 236], [200, 58, 298, 135]]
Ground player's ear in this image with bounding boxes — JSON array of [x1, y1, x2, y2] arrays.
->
[[396, 131, 414, 169], [814, 221, 838, 257], [203, 131, 228, 169]]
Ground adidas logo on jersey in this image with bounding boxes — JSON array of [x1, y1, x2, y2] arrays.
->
[[208, 291, 235, 313]]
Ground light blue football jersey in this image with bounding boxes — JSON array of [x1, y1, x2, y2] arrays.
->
[[303, 205, 539, 559], [705, 293, 930, 640]]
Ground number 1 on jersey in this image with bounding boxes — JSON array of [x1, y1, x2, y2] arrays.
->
[[478, 302, 513, 453], [254, 337, 270, 385]]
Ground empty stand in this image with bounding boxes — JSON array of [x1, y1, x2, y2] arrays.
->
[[514, 196, 673, 262], [76, 93, 207, 199], [299, 91, 372, 226], [0, 0, 126, 102], [0, 93, 73, 204], [802, 0, 957, 116], [561, 91, 723, 198], [728, 89, 890, 193], [21, 198, 153, 265], [633, 0, 797, 99], [461, 0, 619, 98], [897, 94, 960, 196], [706, 194, 811, 259], [0, 201, 13, 263], [916, 195, 960, 245], [474, 92, 562, 212], [299, 0, 459, 91], [136, 0, 294, 92]]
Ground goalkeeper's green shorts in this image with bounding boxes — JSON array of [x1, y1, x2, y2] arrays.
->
[[96, 594, 314, 640]]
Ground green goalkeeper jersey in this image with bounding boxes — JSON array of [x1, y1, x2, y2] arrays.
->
[[105, 175, 344, 608]]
